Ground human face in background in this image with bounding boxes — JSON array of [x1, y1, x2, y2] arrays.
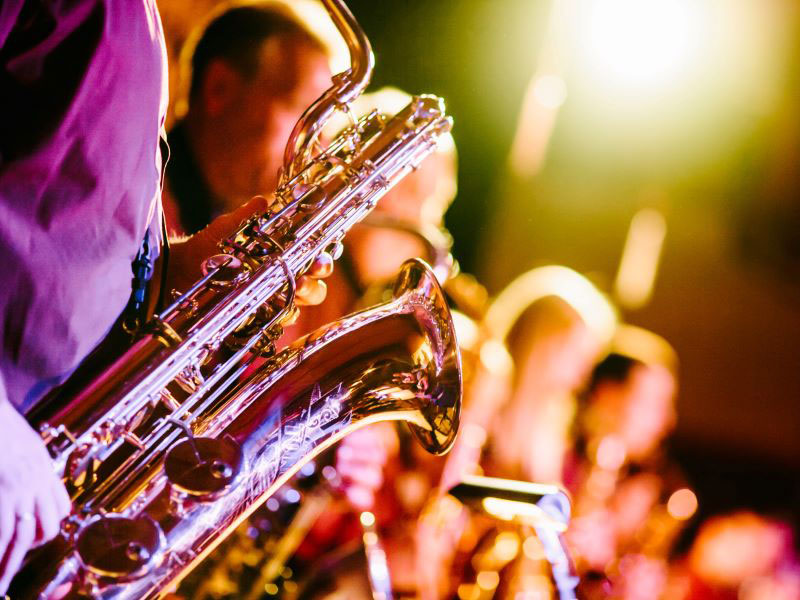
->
[[591, 364, 676, 461], [219, 36, 331, 201]]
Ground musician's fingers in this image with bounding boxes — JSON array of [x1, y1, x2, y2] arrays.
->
[[33, 489, 60, 546], [295, 277, 327, 306], [306, 252, 334, 279], [0, 500, 14, 571], [201, 195, 271, 245], [0, 498, 36, 594], [52, 480, 71, 522]]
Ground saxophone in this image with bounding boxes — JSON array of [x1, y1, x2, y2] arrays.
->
[[9, 0, 459, 597]]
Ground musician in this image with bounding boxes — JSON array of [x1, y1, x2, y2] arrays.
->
[[672, 510, 800, 600], [564, 326, 685, 599], [161, 2, 334, 237], [409, 267, 617, 598], [0, 1, 330, 592]]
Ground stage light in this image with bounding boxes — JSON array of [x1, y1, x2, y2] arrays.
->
[[533, 74, 568, 110], [667, 488, 698, 520], [580, 0, 705, 91], [614, 207, 667, 310]]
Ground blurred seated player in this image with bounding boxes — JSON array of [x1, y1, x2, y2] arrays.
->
[[162, 1, 334, 237], [564, 325, 693, 600], [668, 510, 800, 600], [404, 267, 617, 599]]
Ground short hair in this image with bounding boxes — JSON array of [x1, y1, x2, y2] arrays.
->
[[587, 352, 641, 393], [186, 2, 330, 102], [586, 325, 678, 394]]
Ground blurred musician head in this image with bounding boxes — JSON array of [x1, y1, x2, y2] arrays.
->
[[582, 325, 678, 464], [669, 510, 800, 600], [480, 266, 617, 483], [566, 326, 685, 599], [165, 1, 335, 235]]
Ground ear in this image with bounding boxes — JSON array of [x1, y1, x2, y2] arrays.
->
[[199, 59, 244, 117]]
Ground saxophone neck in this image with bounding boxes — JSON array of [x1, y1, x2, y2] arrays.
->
[[281, 0, 374, 184]]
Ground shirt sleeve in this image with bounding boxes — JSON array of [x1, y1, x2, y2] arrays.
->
[[0, 0, 24, 49]]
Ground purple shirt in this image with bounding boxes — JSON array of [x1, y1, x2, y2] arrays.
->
[[0, 0, 168, 412]]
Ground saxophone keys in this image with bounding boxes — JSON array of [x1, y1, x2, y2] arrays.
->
[[327, 239, 345, 260], [309, 251, 334, 278], [201, 253, 250, 287], [75, 514, 165, 582], [164, 436, 245, 503]]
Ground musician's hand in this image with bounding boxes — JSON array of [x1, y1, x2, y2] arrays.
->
[[0, 400, 71, 594], [334, 423, 398, 510], [168, 195, 333, 305]]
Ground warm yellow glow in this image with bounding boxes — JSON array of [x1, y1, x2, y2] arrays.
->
[[289, 0, 350, 74], [359, 511, 376, 528], [264, 583, 279, 595], [461, 422, 488, 449], [463, 474, 563, 497], [481, 497, 567, 531], [523, 535, 546, 560], [668, 488, 698, 520], [533, 74, 568, 110], [580, 0, 705, 90], [478, 338, 513, 377], [457, 583, 481, 600], [508, 75, 562, 178], [283, 580, 298, 594], [452, 310, 481, 353], [476, 570, 500, 590], [493, 531, 521, 562], [615, 207, 667, 310], [362, 531, 379, 546], [521, 574, 554, 593]]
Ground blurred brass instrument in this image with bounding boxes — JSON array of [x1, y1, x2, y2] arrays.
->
[[448, 475, 578, 600], [10, 0, 460, 597]]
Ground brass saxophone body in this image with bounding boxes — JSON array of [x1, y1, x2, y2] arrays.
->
[[14, 259, 459, 599], [10, 0, 458, 597]]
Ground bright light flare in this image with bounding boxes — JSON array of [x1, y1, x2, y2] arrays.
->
[[581, 0, 705, 90], [667, 488, 698, 520], [615, 207, 667, 310], [533, 74, 568, 110]]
